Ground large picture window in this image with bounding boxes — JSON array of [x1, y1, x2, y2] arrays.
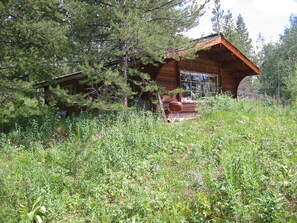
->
[[180, 71, 217, 100]]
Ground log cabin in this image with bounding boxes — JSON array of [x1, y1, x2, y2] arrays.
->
[[34, 34, 261, 118]]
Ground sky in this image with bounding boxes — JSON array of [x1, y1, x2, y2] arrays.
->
[[186, 0, 297, 43]]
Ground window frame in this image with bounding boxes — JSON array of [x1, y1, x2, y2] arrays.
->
[[180, 70, 218, 100]]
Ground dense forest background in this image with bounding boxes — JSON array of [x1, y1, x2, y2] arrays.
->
[[1, 0, 297, 124]]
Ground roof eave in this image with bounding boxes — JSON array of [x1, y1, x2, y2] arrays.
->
[[33, 71, 83, 88], [220, 37, 261, 75], [168, 35, 261, 75]]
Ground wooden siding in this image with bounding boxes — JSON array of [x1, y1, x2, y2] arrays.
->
[[178, 56, 220, 75], [163, 101, 197, 120], [156, 56, 221, 91], [155, 55, 223, 117], [155, 60, 178, 90], [221, 71, 238, 96], [154, 52, 252, 116]]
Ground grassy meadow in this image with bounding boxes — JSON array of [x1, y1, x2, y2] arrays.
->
[[1, 96, 297, 222]]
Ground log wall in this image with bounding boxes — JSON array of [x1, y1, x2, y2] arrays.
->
[[178, 56, 220, 74], [221, 71, 238, 96], [154, 56, 241, 117], [155, 60, 178, 90], [155, 57, 240, 98]]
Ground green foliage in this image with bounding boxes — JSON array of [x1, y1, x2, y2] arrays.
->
[[1, 0, 210, 122], [235, 14, 254, 58], [259, 15, 297, 101], [211, 0, 224, 34], [195, 94, 238, 115], [0, 0, 70, 124], [1, 100, 297, 222], [287, 65, 297, 103], [212, 7, 256, 65], [53, 0, 210, 108], [20, 196, 48, 223]]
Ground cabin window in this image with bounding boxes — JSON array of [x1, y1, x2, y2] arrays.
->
[[180, 71, 217, 100], [64, 83, 77, 95]]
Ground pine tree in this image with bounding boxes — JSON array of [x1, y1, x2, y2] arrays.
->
[[254, 33, 265, 65], [259, 15, 297, 100], [284, 14, 297, 36], [0, 0, 70, 123], [221, 12, 254, 58], [222, 10, 234, 35], [235, 14, 253, 57], [211, 0, 224, 34], [221, 10, 241, 46], [63, 0, 210, 108], [0, 0, 210, 122]]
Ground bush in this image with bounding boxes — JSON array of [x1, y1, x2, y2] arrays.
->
[[195, 94, 243, 115]]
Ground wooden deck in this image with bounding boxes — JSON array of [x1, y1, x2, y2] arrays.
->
[[163, 101, 197, 119]]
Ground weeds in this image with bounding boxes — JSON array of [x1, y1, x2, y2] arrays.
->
[[0, 99, 297, 222]]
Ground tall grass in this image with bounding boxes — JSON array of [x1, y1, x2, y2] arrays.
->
[[0, 97, 297, 222]]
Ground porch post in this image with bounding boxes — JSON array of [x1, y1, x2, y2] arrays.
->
[[176, 61, 181, 101], [219, 62, 223, 94]]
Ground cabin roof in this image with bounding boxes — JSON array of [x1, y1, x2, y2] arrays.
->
[[167, 33, 261, 77], [34, 34, 261, 88], [34, 71, 83, 88], [200, 33, 261, 75]]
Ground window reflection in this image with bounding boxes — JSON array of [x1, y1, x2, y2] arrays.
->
[[180, 71, 217, 100]]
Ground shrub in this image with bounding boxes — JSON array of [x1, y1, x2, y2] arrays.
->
[[195, 94, 241, 115]]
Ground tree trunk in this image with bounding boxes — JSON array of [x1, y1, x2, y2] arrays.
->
[[277, 73, 281, 99], [120, 40, 129, 107]]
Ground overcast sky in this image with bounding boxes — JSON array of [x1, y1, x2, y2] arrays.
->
[[186, 0, 297, 43]]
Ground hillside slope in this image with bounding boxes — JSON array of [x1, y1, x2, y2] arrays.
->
[[1, 97, 297, 222]]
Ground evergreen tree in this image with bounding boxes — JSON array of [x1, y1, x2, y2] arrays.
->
[[235, 14, 253, 57], [253, 33, 265, 67], [0, 0, 70, 123], [259, 15, 297, 100], [222, 10, 234, 37], [221, 10, 241, 48], [211, 0, 224, 34], [221, 12, 254, 58], [284, 14, 297, 36], [0, 0, 210, 122], [63, 0, 210, 107]]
